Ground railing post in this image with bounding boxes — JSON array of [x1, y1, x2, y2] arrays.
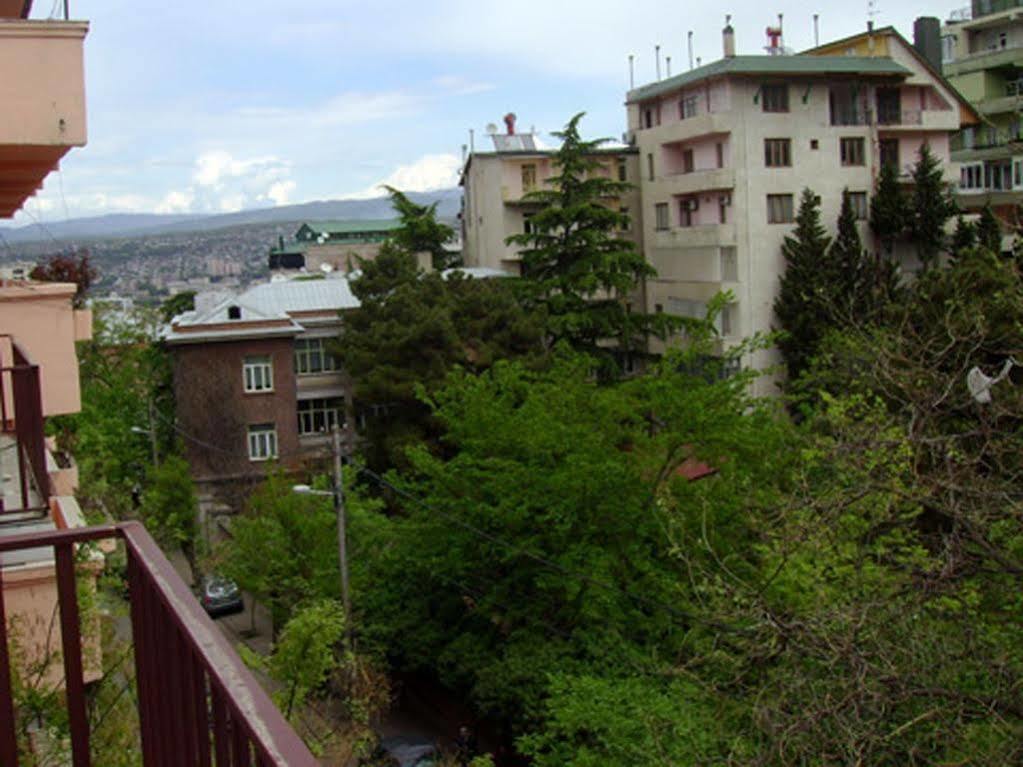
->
[[0, 568, 21, 767], [55, 543, 90, 767]]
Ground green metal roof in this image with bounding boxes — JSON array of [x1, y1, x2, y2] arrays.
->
[[269, 243, 306, 255], [627, 55, 911, 103], [297, 219, 402, 236]]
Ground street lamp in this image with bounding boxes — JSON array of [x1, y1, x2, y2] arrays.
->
[[291, 425, 351, 650], [130, 424, 159, 466]]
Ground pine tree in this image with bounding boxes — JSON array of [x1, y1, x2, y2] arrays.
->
[[869, 162, 909, 257], [507, 113, 674, 373], [384, 186, 457, 270], [950, 214, 977, 260], [774, 188, 833, 380], [908, 143, 956, 269], [831, 190, 901, 324], [976, 203, 1002, 255]]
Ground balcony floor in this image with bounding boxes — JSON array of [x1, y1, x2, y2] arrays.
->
[[0, 432, 43, 514]]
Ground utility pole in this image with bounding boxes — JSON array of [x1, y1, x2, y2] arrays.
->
[[146, 397, 160, 467], [331, 424, 352, 651]]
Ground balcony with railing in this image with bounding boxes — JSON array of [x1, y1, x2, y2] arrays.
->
[[1, 340, 48, 517]]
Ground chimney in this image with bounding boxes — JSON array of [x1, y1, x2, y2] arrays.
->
[[914, 16, 942, 71], [723, 15, 736, 58], [504, 112, 517, 135]]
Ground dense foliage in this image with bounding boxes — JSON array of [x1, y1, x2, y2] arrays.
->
[[29, 248, 96, 307]]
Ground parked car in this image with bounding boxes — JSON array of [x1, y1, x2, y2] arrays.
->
[[198, 575, 244, 618], [364, 736, 440, 767]]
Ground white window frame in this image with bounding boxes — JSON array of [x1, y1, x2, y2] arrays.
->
[[766, 194, 795, 224], [297, 397, 345, 436], [960, 162, 984, 193], [243, 355, 273, 393], [294, 338, 338, 376], [845, 191, 869, 221], [247, 424, 278, 461]]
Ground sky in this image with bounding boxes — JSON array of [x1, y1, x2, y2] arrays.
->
[[17, 0, 953, 224]]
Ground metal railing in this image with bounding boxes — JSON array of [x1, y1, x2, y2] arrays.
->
[[0, 339, 49, 515], [0, 522, 318, 766], [971, 0, 1023, 18]]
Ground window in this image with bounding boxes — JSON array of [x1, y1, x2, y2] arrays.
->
[[876, 87, 902, 125], [941, 34, 956, 63], [619, 206, 632, 232], [643, 107, 657, 129], [879, 138, 900, 170], [294, 338, 338, 375], [720, 247, 738, 282], [840, 137, 865, 166], [1014, 158, 1023, 190], [829, 86, 864, 126], [679, 197, 698, 227], [761, 84, 789, 113], [960, 162, 984, 191], [647, 153, 655, 181], [719, 304, 734, 337], [523, 213, 535, 235], [247, 424, 278, 461], [715, 142, 725, 168], [766, 194, 795, 224], [845, 191, 868, 220], [718, 194, 729, 224], [521, 164, 537, 192], [227, 305, 241, 320], [682, 149, 695, 173], [810, 139, 820, 150], [243, 355, 273, 393], [617, 158, 627, 181], [764, 138, 791, 167], [655, 203, 670, 230], [680, 94, 700, 119], [297, 397, 345, 436]]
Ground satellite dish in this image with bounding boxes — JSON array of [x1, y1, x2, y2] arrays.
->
[[320, 263, 334, 273], [317, 234, 327, 244], [485, 123, 498, 135]]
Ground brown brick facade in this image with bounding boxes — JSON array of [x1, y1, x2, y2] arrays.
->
[[171, 337, 301, 483]]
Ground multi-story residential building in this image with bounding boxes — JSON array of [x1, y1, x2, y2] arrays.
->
[[460, 119, 645, 283], [269, 220, 405, 274], [164, 276, 358, 508], [0, 4, 330, 763], [942, 0, 1023, 230], [626, 21, 976, 378]]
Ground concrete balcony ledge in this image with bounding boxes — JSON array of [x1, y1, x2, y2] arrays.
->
[[654, 223, 736, 249], [0, 19, 88, 217], [664, 168, 735, 195], [637, 112, 734, 147]]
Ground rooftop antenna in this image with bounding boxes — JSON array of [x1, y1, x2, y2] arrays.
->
[[628, 54, 635, 89], [813, 13, 820, 46], [666, 55, 672, 78], [655, 44, 661, 80], [868, 0, 879, 28], [688, 30, 694, 70]]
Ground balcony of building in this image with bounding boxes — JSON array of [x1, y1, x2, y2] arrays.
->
[[0, 1, 87, 218], [653, 223, 737, 250], [948, 0, 1023, 26]]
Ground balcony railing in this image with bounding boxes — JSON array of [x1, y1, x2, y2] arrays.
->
[[952, 127, 1023, 152], [0, 522, 317, 766], [0, 339, 49, 516]]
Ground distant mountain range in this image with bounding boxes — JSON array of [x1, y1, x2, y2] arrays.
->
[[0, 189, 462, 245]]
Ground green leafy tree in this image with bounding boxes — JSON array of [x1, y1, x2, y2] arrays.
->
[[977, 202, 1003, 255], [384, 186, 457, 270], [161, 290, 196, 322], [908, 142, 956, 268], [337, 247, 544, 471], [773, 188, 833, 379], [266, 601, 346, 720], [506, 113, 674, 373], [869, 161, 909, 256], [140, 454, 199, 579]]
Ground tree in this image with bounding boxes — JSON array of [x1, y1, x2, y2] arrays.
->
[[161, 290, 196, 322], [908, 143, 957, 268], [265, 601, 345, 720], [140, 455, 199, 580], [384, 186, 457, 270], [869, 161, 909, 257], [30, 249, 96, 307], [337, 246, 544, 471], [773, 188, 833, 380], [977, 202, 1003, 255], [506, 113, 674, 373], [950, 214, 977, 259]]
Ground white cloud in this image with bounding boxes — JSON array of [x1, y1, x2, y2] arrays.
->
[[349, 153, 461, 199], [432, 74, 496, 96], [264, 180, 297, 206], [155, 189, 195, 214]]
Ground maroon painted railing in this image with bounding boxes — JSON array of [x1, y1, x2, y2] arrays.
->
[[0, 521, 318, 767], [0, 339, 50, 515]]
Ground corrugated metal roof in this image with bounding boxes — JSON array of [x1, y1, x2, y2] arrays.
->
[[242, 276, 360, 315], [626, 55, 911, 103]]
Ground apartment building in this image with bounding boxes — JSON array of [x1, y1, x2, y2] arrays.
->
[[942, 0, 1023, 229], [627, 21, 975, 377], [164, 276, 357, 504], [269, 220, 405, 274], [461, 117, 645, 283]]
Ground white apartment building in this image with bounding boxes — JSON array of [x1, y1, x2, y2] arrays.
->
[[627, 22, 976, 379]]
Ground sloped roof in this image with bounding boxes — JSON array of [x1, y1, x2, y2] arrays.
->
[[298, 220, 402, 236], [627, 55, 910, 103]]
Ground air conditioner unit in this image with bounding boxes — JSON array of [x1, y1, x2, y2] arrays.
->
[[683, 197, 700, 212]]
